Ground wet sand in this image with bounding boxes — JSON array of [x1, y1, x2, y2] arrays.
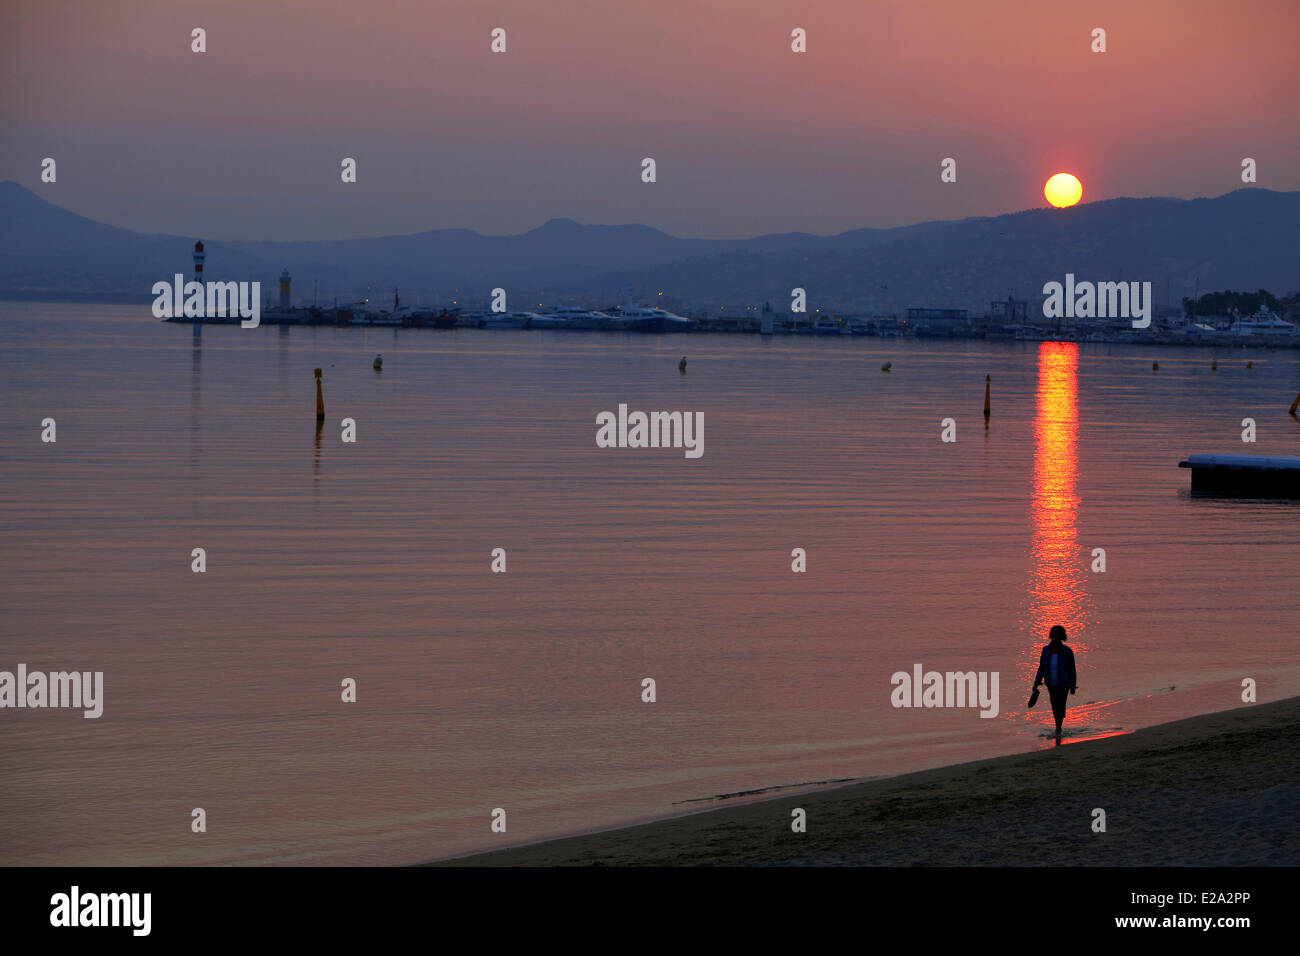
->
[[433, 697, 1300, 866]]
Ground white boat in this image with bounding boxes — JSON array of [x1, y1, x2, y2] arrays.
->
[[613, 305, 695, 333], [480, 311, 534, 329], [1228, 306, 1300, 337], [528, 312, 568, 329], [345, 304, 389, 325], [546, 306, 616, 330]]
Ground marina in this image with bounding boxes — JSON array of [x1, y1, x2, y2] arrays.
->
[[159, 259, 1300, 348], [163, 299, 1300, 347]]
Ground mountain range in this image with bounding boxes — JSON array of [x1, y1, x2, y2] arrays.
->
[[1, 181, 1295, 314]]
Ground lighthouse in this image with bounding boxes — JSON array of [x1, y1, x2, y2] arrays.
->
[[193, 241, 206, 282], [279, 269, 291, 311]]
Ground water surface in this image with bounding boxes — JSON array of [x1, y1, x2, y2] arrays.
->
[[2, 303, 1297, 864]]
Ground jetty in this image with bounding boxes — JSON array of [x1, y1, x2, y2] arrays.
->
[[1178, 454, 1300, 497]]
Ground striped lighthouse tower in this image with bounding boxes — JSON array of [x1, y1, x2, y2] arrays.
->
[[191, 241, 206, 331]]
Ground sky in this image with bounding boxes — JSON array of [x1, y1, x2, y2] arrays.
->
[[2, 0, 1297, 240]]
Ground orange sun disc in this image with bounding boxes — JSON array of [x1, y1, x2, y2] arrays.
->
[[1045, 173, 1083, 208]]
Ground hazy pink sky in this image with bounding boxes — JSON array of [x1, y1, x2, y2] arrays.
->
[[2, 0, 1297, 239]]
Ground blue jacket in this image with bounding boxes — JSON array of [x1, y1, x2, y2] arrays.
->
[[1033, 643, 1076, 689]]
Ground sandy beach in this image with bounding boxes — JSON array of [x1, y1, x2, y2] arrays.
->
[[435, 697, 1300, 866]]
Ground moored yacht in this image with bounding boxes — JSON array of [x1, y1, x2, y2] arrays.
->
[[614, 305, 695, 333], [527, 311, 568, 329], [341, 301, 390, 325], [546, 306, 615, 330], [1229, 306, 1300, 337], [812, 315, 841, 336], [480, 311, 535, 329]]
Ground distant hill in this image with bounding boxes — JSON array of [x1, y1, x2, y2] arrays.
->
[[0, 181, 816, 304], [614, 190, 1300, 313], [1, 181, 1295, 312]]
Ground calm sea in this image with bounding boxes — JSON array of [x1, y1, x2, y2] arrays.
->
[[2, 302, 1298, 864]]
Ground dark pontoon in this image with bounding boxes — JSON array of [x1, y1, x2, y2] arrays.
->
[[1179, 454, 1300, 497]]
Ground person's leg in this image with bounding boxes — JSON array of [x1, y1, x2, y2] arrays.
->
[[1049, 685, 1068, 743]]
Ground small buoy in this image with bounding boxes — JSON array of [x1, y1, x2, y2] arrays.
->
[[881, 361, 891, 372], [1211, 359, 1217, 371], [1246, 360, 1253, 369], [314, 368, 325, 422], [678, 356, 687, 374], [983, 374, 990, 419], [1152, 361, 1159, 371], [373, 354, 383, 371]]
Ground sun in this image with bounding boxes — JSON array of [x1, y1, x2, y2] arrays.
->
[[1044, 173, 1083, 208]]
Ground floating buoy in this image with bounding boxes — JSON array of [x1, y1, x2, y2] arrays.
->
[[314, 368, 325, 422], [373, 354, 383, 371], [881, 361, 892, 372], [1153, 361, 1159, 371], [679, 356, 687, 374], [1212, 359, 1218, 371], [983, 374, 990, 420], [1246, 360, 1253, 369]]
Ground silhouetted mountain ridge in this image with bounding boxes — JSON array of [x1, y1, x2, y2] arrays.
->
[[1, 181, 1294, 311]]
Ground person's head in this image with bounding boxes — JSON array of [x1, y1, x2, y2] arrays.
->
[[1049, 625, 1068, 644]]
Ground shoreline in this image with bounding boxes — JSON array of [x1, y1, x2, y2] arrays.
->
[[7, 301, 1300, 348], [431, 696, 1300, 866]]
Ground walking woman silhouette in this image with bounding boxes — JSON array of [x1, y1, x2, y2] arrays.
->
[[1032, 625, 1077, 745]]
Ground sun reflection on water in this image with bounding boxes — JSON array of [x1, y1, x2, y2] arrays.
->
[[1022, 342, 1107, 739]]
